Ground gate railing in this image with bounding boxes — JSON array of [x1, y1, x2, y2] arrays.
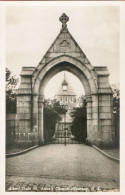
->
[[44, 129, 86, 145], [6, 131, 39, 150]]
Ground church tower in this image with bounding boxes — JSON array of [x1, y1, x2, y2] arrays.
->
[[55, 71, 77, 110], [54, 71, 77, 137]]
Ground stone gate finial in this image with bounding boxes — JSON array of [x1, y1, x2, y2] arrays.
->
[[59, 13, 69, 28]]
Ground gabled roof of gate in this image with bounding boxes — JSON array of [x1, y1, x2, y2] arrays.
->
[[19, 14, 112, 96], [35, 13, 93, 72]]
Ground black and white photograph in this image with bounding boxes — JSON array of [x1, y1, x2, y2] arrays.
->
[[0, 1, 124, 193]]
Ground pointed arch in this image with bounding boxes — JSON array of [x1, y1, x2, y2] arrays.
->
[[33, 55, 98, 96]]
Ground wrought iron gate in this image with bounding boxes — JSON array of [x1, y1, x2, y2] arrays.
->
[[44, 128, 84, 145]]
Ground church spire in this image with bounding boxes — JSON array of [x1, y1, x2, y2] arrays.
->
[[62, 71, 68, 91], [55, 71, 76, 96], [64, 71, 66, 81]]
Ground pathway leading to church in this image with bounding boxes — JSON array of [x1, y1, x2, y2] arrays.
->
[[6, 145, 119, 190]]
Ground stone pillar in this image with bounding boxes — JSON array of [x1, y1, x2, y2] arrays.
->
[[98, 94, 114, 148], [32, 95, 39, 144], [93, 66, 115, 148], [86, 95, 93, 144], [91, 94, 100, 145], [38, 95, 44, 145], [32, 95, 39, 130], [15, 67, 35, 147], [15, 94, 32, 146]]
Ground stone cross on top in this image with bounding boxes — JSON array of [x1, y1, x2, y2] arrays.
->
[[59, 13, 69, 28]]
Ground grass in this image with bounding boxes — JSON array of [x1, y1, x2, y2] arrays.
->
[[103, 149, 120, 159], [6, 142, 35, 154]]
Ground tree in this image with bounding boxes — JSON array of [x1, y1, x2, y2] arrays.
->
[[44, 98, 67, 115], [44, 99, 66, 144], [6, 68, 19, 114], [112, 84, 120, 147], [71, 96, 87, 143], [112, 84, 120, 114]]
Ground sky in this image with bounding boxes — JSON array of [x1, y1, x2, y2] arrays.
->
[[44, 71, 85, 98], [6, 5, 120, 98]]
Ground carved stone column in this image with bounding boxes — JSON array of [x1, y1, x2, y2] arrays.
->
[[38, 95, 45, 145], [86, 95, 93, 144]]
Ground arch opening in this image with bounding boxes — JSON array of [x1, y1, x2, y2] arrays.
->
[[35, 60, 94, 145], [35, 61, 93, 97], [44, 71, 85, 99], [42, 70, 87, 145]]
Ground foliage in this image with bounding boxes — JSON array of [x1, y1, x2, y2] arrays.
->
[[112, 84, 120, 114], [44, 99, 66, 144], [6, 68, 19, 114], [112, 84, 120, 147], [44, 99, 67, 115], [71, 96, 87, 142]]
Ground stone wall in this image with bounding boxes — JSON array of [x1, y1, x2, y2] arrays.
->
[[15, 67, 39, 146], [6, 114, 16, 146]]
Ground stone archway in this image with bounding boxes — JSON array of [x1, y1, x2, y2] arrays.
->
[[33, 56, 96, 145], [16, 14, 115, 148]]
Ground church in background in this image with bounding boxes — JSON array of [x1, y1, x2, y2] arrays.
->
[[54, 71, 77, 137]]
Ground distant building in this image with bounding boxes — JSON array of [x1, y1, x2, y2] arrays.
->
[[54, 72, 77, 137]]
